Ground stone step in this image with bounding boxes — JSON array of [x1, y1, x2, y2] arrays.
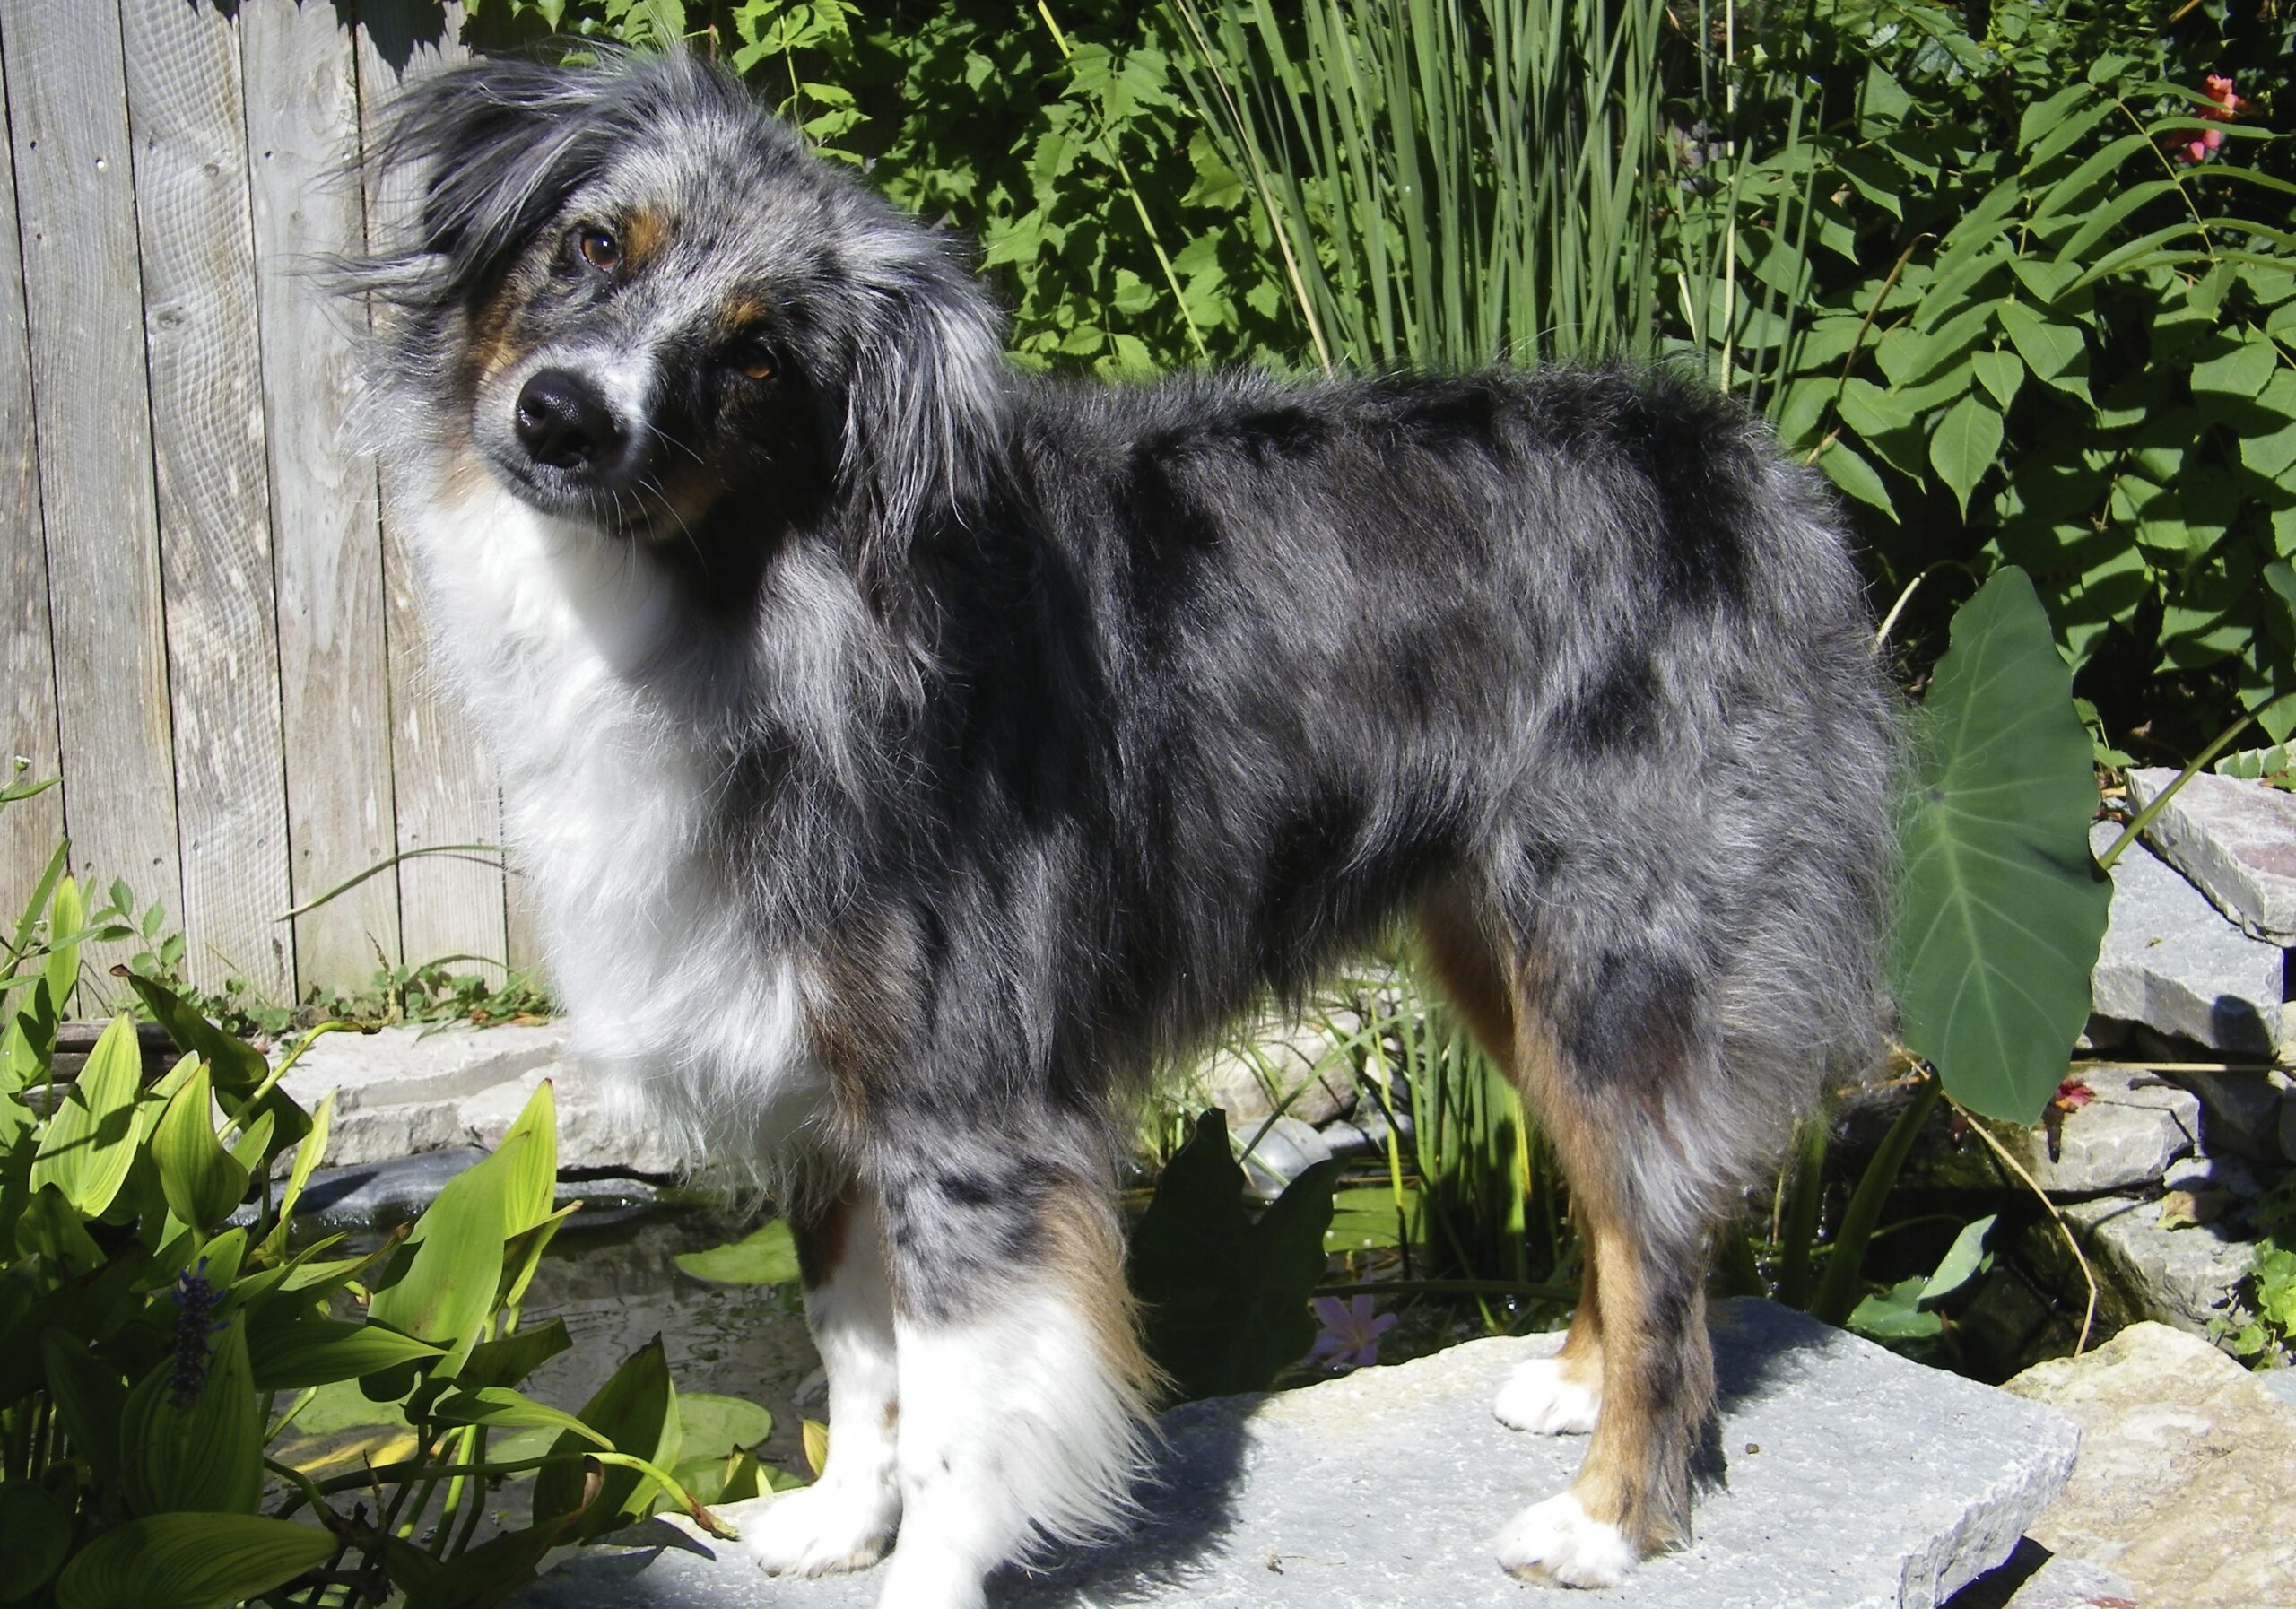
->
[[517, 1299, 2079, 1609]]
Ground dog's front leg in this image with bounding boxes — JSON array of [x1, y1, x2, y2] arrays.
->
[[867, 1157, 1152, 1609], [729, 1182, 903, 1576]]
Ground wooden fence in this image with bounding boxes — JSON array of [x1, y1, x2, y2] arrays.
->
[[0, 0, 540, 1004]]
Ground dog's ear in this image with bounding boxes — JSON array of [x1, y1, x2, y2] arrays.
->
[[836, 222, 1008, 628], [344, 54, 712, 311]]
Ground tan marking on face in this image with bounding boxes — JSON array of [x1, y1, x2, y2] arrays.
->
[[464, 275, 536, 395], [620, 206, 674, 273], [719, 294, 773, 335]]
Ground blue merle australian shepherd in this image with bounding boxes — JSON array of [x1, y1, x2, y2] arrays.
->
[[344, 48, 1894, 1606]]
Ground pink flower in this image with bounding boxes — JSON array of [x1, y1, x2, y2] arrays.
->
[[2181, 138, 2210, 165], [2202, 74, 2239, 119], [2204, 127, 2224, 152], [1307, 1292, 1397, 1370]]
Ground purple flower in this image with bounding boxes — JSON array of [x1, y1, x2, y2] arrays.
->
[[1307, 1292, 1397, 1371], [169, 1260, 227, 1408]]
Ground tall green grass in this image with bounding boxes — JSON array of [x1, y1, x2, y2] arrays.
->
[[1166, 0, 1671, 372]]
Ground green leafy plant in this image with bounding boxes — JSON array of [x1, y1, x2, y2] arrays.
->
[[1669, 0, 2294, 752], [2221, 1174, 2296, 1364], [1126, 1108, 1342, 1399], [1167, 0, 1670, 371], [0, 812, 787, 1608]]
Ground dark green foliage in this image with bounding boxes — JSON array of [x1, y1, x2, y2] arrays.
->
[[1668, 0, 2295, 752], [1127, 1109, 1341, 1399]]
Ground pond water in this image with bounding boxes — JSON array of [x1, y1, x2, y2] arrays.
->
[[271, 1174, 822, 1489]]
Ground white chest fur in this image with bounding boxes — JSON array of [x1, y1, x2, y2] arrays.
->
[[399, 474, 826, 1174]]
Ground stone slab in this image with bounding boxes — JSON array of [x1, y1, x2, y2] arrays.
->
[[459, 1060, 685, 1177], [517, 1299, 2076, 1609], [2048, 1196, 2255, 1339], [279, 1022, 572, 1165], [2005, 1321, 2296, 1609], [2154, 1064, 2286, 1166], [2263, 1369, 2296, 1409], [2087, 824, 2282, 1056], [1908, 1070, 2196, 1197], [2126, 767, 2296, 944], [1940, 1539, 2136, 1609]]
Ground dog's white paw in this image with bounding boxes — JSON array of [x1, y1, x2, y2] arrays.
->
[[870, 1544, 988, 1609], [1495, 1491, 1639, 1588], [1493, 1356, 1601, 1435], [724, 1479, 900, 1577]]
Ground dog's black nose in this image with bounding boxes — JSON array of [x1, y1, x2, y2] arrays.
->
[[514, 370, 625, 472]]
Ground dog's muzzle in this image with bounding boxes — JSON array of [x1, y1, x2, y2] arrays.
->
[[515, 369, 630, 479]]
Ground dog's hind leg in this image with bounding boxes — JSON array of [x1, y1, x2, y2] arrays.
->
[[866, 1156, 1153, 1609], [1484, 933, 1722, 1587], [1419, 896, 1605, 1439], [728, 1181, 903, 1576]]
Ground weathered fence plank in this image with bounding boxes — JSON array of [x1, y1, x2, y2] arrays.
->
[[354, 0, 509, 978], [0, 26, 65, 910], [243, 0, 403, 999], [119, 0, 295, 1000], [0, 0, 181, 984]]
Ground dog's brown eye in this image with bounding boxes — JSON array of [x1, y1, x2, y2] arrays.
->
[[731, 338, 775, 382], [577, 227, 620, 272]]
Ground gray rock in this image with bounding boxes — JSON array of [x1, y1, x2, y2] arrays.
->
[[2261, 1369, 2296, 1409], [2126, 766, 2296, 944], [2043, 1195, 2256, 1338], [1193, 1010, 1363, 1129], [516, 1298, 2076, 1609], [2006, 1320, 2296, 1608], [2161, 1149, 2269, 1201], [1233, 1113, 1334, 1199], [2088, 823, 2282, 1055], [2153, 1065, 2285, 1165], [458, 1061, 686, 1178], [1906, 1069, 2196, 1197], [1941, 1539, 2136, 1609], [279, 1022, 571, 1166]]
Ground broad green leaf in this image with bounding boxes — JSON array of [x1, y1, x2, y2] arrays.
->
[[1996, 301, 2089, 397], [431, 1383, 611, 1448], [152, 1065, 249, 1232], [367, 1149, 509, 1380], [1815, 437, 1896, 517], [1128, 1109, 1342, 1399], [674, 1217, 800, 1285], [2239, 371, 2296, 482], [460, 1316, 573, 1391], [531, 1336, 681, 1536], [54, 1515, 333, 1609], [119, 1321, 263, 1516], [2190, 332, 2277, 400], [499, 1200, 578, 1314], [248, 1318, 446, 1390], [1892, 569, 2110, 1124], [0, 1476, 72, 1602], [1848, 1276, 1944, 1340], [30, 1013, 143, 1216], [42, 874, 81, 1020], [1326, 1184, 1412, 1254], [125, 974, 309, 1157], [15, 1185, 103, 1275], [264, 1088, 333, 1258], [495, 1078, 558, 1235], [1971, 350, 2023, 409], [1920, 1213, 1997, 1304], [40, 1326, 126, 1487], [1929, 394, 2005, 519], [680, 1392, 774, 1457]]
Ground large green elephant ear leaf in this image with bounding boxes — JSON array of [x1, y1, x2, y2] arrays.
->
[[1892, 565, 2109, 1123]]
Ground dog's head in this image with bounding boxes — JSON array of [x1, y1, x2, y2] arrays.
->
[[351, 51, 1004, 609]]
